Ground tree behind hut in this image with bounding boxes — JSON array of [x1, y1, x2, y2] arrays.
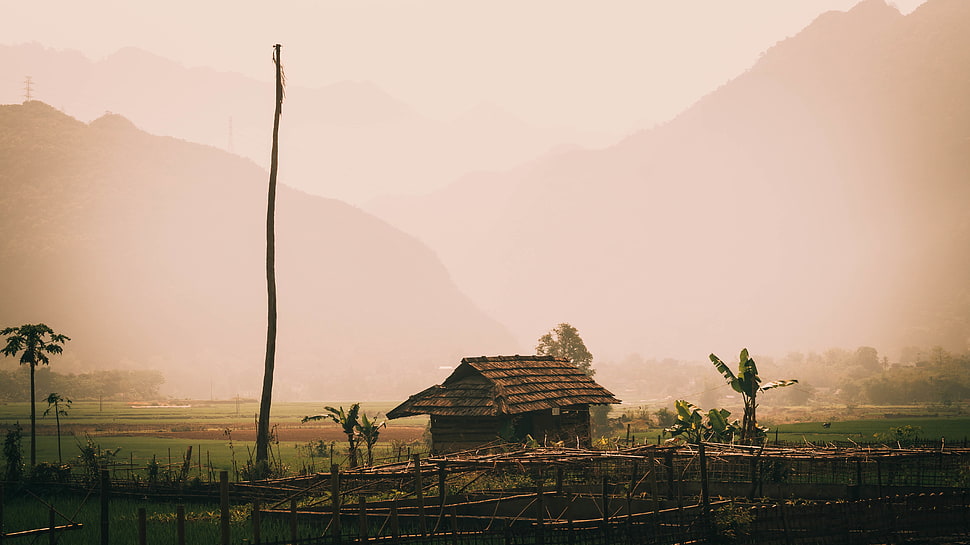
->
[[537, 323, 610, 435], [536, 323, 594, 377]]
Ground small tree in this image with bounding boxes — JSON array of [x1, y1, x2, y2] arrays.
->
[[1, 324, 71, 466], [536, 323, 594, 376], [43, 393, 71, 463], [303, 404, 361, 468], [3, 423, 25, 482], [710, 348, 797, 443], [356, 413, 386, 466]]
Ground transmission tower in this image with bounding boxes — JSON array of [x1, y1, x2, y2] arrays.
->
[[24, 76, 34, 102]]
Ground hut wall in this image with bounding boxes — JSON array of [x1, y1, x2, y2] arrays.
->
[[430, 415, 503, 453], [529, 405, 592, 447]]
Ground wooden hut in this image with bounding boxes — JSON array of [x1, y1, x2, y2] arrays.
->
[[386, 355, 620, 453]]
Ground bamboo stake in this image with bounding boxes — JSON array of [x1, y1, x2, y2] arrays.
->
[[177, 505, 185, 545], [219, 470, 230, 545]]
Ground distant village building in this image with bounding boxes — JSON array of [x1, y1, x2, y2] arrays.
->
[[387, 355, 620, 453]]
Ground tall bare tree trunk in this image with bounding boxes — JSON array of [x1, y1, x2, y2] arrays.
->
[[256, 44, 283, 467], [29, 362, 36, 466]]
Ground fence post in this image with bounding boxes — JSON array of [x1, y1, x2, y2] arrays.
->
[[664, 451, 675, 503], [698, 443, 710, 511], [219, 470, 230, 545], [251, 501, 260, 545], [556, 467, 564, 495], [177, 505, 186, 545], [628, 460, 638, 517], [290, 498, 298, 543], [602, 475, 610, 540], [358, 496, 368, 540], [137, 507, 147, 545], [331, 464, 342, 541], [49, 506, 57, 545], [100, 469, 110, 545], [413, 454, 427, 536], [536, 477, 544, 545], [648, 449, 660, 511], [390, 500, 400, 542], [438, 461, 448, 507]]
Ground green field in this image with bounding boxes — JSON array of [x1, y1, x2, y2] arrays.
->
[[3, 401, 970, 481], [0, 400, 429, 479]]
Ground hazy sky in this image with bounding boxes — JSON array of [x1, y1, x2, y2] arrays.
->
[[4, 0, 927, 138]]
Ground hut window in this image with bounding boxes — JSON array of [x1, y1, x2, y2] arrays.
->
[[551, 408, 560, 416]]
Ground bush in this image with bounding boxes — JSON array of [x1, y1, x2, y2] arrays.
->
[[29, 462, 72, 483], [3, 423, 24, 482]]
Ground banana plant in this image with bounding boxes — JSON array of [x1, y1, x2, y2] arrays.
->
[[303, 403, 361, 468], [666, 400, 740, 444], [710, 348, 797, 443], [666, 400, 705, 443], [356, 413, 386, 466]]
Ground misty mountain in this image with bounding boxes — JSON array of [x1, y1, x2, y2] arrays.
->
[[0, 44, 586, 204], [367, 0, 970, 361], [0, 101, 516, 400]]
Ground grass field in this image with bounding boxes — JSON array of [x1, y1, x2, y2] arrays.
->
[[3, 401, 970, 480], [0, 400, 429, 478]]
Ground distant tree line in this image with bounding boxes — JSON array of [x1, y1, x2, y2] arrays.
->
[[0, 367, 164, 402], [597, 345, 970, 408]]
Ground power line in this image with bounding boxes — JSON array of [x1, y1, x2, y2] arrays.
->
[[24, 76, 34, 102]]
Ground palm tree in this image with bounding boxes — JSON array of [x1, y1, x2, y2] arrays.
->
[[1, 324, 70, 466], [256, 43, 285, 469], [356, 413, 386, 466], [303, 404, 361, 468], [43, 392, 71, 463], [710, 348, 797, 443]]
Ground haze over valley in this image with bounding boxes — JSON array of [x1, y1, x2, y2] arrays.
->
[[2, 0, 967, 402]]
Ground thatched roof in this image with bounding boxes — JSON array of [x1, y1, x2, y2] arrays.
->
[[386, 355, 620, 419]]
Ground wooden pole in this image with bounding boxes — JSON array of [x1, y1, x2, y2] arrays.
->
[[331, 464, 341, 540], [664, 451, 675, 502], [137, 507, 146, 545], [219, 470, 230, 545], [251, 501, 261, 545], [438, 461, 447, 507], [49, 507, 57, 545], [536, 478, 545, 545], [602, 475, 610, 537], [628, 460, 638, 517], [648, 449, 660, 511], [100, 469, 109, 545], [256, 42, 284, 466], [176, 505, 186, 545], [413, 455, 427, 535], [358, 496, 368, 540], [290, 499, 298, 543], [390, 500, 400, 542], [698, 443, 710, 510]]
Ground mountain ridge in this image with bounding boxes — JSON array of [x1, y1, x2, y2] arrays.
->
[[0, 101, 517, 400], [366, 0, 970, 361]]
